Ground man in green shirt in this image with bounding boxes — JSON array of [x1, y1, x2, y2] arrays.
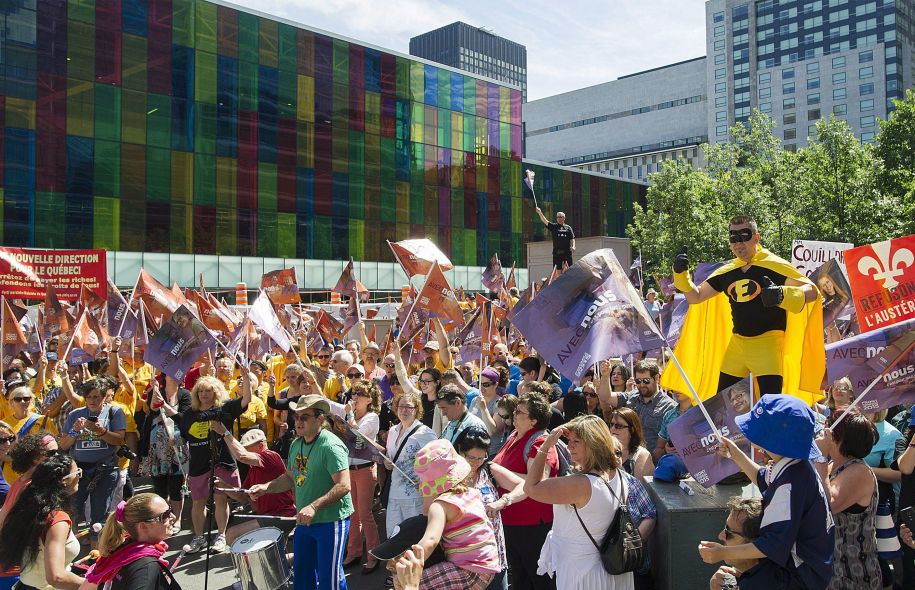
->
[[249, 394, 353, 590]]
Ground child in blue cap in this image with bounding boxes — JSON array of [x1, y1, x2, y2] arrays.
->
[[698, 394, 835, 590]]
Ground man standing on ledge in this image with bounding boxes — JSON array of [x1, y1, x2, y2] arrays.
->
[[536, 207, 576, 270], [665, 215, 824, 399]]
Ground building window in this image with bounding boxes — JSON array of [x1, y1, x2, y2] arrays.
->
[[717, 125, 728, 136], [782, 67, 795, 79], [859, 50, 873, 63], [715, 96, 728, 107], [717, 111, 728, 122], [860, 99, 874, 111], [714, 11, 725, 22], [784, 128, 797, 140], [714, 25, 725, 37], [784, 113, 796, 125], [714, 39, 726, 51], [760, 102, 772, 113], [735, 107, 751, 119], [832, 56, 846, 68], [834, 104, 847, 115], [859, 66, 873, 79], [759, 72, 771, 84], [861, 115, 875, 128], [715, 54, 726, 65], [783, 82, 796, 94], [808, 108, 821, 120], [860, 83, 874, 95], [862, 132, 875, 142], [759, 87, 772, 98], [715, 68, 727, 79], [784, 97, 796, 109], [807, 62, 820, 75], [807, 77, 820, 89], [833, 88, 847, 100], [807, 93, 820, 104], [715, 82, 727, 93], [832, 72, 846, 84], [809, 125, 818, 137]]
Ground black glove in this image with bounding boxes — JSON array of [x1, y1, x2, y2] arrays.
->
[[673, 253, 689, 274], [759, 276, 784, 307]]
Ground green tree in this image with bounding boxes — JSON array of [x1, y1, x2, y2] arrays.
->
[[873, 88, 915, 236]]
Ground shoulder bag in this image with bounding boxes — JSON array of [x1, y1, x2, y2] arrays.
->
[[573, 472, 645, 575]]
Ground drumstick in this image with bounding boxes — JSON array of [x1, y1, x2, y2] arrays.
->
[[73, 550, 100, 565], [171, 545, 192, 569], [216, 486, 251, 494], [75, 523, 103, 538], [232, 514, 298, 521]]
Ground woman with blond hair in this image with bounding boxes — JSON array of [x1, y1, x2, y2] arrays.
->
[[83, 493, 181, 590], [179, 374, 250, 553], [524, 414, 635, 590], [384, 390, 436, 534]]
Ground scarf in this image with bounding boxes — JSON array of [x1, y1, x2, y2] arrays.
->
[[85, 541, 169, 584]]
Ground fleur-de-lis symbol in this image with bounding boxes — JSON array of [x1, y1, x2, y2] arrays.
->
[[857, 240, 914, 290]]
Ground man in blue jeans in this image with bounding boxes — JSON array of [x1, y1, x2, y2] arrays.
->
[[250, 394, 353, 590]]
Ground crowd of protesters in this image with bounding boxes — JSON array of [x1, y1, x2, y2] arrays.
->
[[0, 272, 913, 590]]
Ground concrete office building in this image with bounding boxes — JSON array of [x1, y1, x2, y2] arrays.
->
[[523, 58, 709, 184], [410, 22, 528, 100], [707, 0, 913, 148]]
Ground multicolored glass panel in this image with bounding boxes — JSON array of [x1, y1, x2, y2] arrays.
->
[[0, 0, 638, 266]]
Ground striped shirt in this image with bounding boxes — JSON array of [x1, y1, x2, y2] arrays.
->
[[437, 488, 501, 574]]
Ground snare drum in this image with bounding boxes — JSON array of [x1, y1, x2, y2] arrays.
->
[[230, 527, 292, 590]]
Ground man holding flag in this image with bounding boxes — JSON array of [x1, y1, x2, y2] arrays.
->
[[666, 215, 824, 400], [535, 208, 575, 271]]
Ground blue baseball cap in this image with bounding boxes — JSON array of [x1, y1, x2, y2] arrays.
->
[[654, 453, 689, 482], [735, 394, 820, 460]]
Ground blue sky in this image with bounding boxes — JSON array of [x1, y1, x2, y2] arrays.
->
[[230, 0, 708, 101]]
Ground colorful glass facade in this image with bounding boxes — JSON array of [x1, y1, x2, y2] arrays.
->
[[0, 0, 639, 266]]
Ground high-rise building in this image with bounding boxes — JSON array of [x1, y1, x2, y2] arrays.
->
[[707, 0, 913, 148], [0, 0, 639, 289], [410, 22, 527, 100]]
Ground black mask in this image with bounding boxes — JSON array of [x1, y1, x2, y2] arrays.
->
[[728, 228, 754, 243]]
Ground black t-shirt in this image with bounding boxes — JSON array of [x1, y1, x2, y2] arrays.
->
[[706, 265, 788, 337], [546, 222, 574, 254], [110, 555, 179, 590], [180, 397, 245, 476]]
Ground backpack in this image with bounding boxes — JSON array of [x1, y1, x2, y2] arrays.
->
[[523, 429, 572, 476]]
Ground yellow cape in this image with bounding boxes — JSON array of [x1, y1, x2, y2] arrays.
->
[[660, 247, 825, 405]]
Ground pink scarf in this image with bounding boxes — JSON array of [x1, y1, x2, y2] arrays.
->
[[85, 541, 169, 584]]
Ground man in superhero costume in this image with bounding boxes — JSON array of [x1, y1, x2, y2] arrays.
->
[[664, 215, 825, 400]]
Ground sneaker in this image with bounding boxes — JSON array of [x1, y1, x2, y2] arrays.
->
[[211, 534, 227, 553], [187, 535, 207, 554]]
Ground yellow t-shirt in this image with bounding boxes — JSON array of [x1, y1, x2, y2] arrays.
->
[[2, 414, 59, 484], [267, 356, 289, 391], [233, 396, 267, 436], [322, 375, 348, 401]]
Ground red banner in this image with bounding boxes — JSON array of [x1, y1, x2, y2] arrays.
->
[[0, 248, 106, 301], [844, 234, 915, 332]]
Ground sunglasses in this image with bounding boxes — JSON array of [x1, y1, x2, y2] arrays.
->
[[316, 354, 331, 359], [609, 422, 630, 430], [634, 378, 653, 385], [383, 363, 396, 368], [498, 413, 512, 421], [728, 228, 754, 244], [723, 523, 743, 540], [294, 413, 319, 422], [0, 435, 15, 444], [480, 381, 496, 388], [346, 373, 364, 379], [66, 468, 83, 481], [585, 392, 598, 398], [12, 397, 33, 403], [146, 508, 175, 523], [418, 379, 436, 384]]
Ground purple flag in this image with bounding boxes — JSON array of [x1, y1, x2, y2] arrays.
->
[[108, 279, 137, 339], [248, 290, 292, 353], [825, 317, 915, 413], [329, 415, 387, 464], [511, 249, 665, 380], [667, 379, 753, 488], [144, 305, 217, 381], [482, 254, 505, 294]]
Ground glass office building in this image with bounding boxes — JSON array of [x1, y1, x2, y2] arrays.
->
[[0, 0, 638, 278]]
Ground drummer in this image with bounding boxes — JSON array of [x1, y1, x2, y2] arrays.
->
[[249, 395, 353, 590], [208, 426, 296, 517]]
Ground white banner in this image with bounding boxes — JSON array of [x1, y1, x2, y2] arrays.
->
[[791, 239, 853, 277]]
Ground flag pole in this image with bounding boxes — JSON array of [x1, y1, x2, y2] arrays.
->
[[61, 311, 87, 363], [665, 346, 721, 437], [1, 294, 5, 377], [117, 270, 143, 338]]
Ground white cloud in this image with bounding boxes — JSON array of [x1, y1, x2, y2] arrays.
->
[[229, 0, 708, 100]]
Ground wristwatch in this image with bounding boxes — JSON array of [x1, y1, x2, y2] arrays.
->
[[223, 431, 232, 439]]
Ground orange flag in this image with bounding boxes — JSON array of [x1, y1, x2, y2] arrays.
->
[[414, 262, 463, 325], [133, 269, 182, 321], [2, 298, 27, 347], [388, 239, 454, 277], [44, 285, 71, 338], [68, 312, 101, 359]]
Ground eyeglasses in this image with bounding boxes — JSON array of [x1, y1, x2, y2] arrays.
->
[[513, 409, 529, 417], [480, 381, 495, 388], [609, 422, 630, 431], [346, 373, 364, 379], [396, 405, 417, 411], [11, 397, 32, 403], [383, 363, 396, 368], [145, 508, 175, 523], [294, 413, 318, 422], [464, 454, 488, 463], [418, 379, 436, 384], [66, 468, 83, 481], [723, 523, 744, 540], [498, 414, 512, 421], [316, 354, 331, 359], [634, 378, 652, 385], [585, 392, 598, 399], [0, 436, 15, 444]]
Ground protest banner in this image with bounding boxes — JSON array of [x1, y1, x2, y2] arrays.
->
[[388, 239, 454, 277], [133, 269, 183, 321], [810, 258, 857, 342], [107, 278, 137, 340], [144, 305, 217, 381], [43, 285, 72, 339], [0, 247, 106, 301], [666, 379, 753, 487], [844, 234, 915, 333], [512, 249, 665, 381], [1, 297, 27, 370], [248, 291, 292, 353], [329, 415, 387, 464], [482, 254, 505, 294], [412, 262, 464, 325], [261, 268, 299, 305], [791, 239, 853, 277], [825, 316, 915, 414]]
